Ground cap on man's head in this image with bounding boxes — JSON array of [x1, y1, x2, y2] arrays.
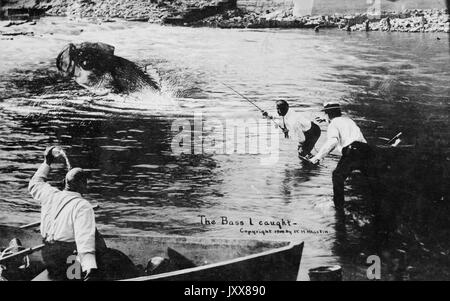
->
[[322, 102, 341, 111], [276, 100, 289, 116], [276, 100, 289, 108], [65, 167, 87, 192]]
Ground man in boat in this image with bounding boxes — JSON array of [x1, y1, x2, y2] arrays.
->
[[309, 102, 375, 209], [28, 147, 138, 281], [262, 100, 321, 159]]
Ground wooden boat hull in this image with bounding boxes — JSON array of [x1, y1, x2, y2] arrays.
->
[[0, 225, 303, 281]]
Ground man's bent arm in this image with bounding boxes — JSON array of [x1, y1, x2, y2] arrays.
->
[[73, 203, 98, 271], [297, 130, 306, 143], [312, 137, 338, 161], [28, 162, 58, 202]]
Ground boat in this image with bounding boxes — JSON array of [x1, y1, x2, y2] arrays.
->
[[0, 225, 303, 281]]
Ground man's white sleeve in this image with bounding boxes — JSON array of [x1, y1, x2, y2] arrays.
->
[[314, 138, 338, 161], [313, 123, 339, 161], [73, 202, 97, 271], [296, 124, 306, 143], [28, 162, 59, 203]]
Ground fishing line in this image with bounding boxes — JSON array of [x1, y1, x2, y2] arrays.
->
[[221, 82, 284, 130], [221, 82, 265, 112]]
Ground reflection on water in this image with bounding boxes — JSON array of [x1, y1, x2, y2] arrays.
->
[[0, 18, 449, 280]]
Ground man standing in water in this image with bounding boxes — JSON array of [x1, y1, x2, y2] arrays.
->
[[309, 102, 374, 209], [263, 100, 321, 158]]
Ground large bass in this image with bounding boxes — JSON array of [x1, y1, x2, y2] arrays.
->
[[56, 42, 160, 94]]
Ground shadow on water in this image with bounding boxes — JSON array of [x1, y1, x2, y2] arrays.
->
[[3, 110, 224, 234], [1, 20, 449, 279], [0, 68, 78, 98], [327, 45, 450, 279], [0, 64, 223, 236]]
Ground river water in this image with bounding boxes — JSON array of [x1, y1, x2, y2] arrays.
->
[[0, 18, 449, 280]]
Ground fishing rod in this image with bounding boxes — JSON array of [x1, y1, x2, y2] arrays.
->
[[378, 132, 402, 148], [221, 82, 284, 130], [386, 132, 402, 146], [221, 82, 265, 112], [2, 206, 96, 269], [0, 244, 45, 265]]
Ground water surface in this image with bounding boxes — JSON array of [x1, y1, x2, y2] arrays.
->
[[0, 18, 449, 280]]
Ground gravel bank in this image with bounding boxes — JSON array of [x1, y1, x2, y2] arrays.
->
[[192, 8, 450, 32], [1, 1, 449, 32]]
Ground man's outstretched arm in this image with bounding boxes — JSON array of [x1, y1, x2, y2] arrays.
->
[[310, 122, 339, 164], [310, 137, 338, 164]]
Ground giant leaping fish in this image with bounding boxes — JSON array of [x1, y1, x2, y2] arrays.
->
[[56, 42, 160, 94]]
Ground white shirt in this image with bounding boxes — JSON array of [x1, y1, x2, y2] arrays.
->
[[28, 163, 97, 271], [314, 116, 366, 160], [327, 116, 366, 151], [282, 111, 312, 142]]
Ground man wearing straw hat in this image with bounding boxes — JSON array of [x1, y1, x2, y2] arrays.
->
[[310, 102, 374, 209]]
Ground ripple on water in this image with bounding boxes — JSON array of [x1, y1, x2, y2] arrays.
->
[[0, 19, 449, 279]]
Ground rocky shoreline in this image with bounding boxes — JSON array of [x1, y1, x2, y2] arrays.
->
[[8, 0, 227, 23], [193, 8, 450, 33], [1, 0, 449, 33]]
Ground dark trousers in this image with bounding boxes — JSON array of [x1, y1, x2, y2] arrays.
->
[[299, 122, 321, 157], [41, 230, 138, 281], [42, 230, 107, 281], [332, 141, 375, 208], [41, 241, 78, 281]]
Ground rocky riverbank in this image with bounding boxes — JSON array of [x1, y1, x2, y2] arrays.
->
[[1, 0, 449, 32], [2, 0, 223, 23], [192, 8, 450, 32]]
